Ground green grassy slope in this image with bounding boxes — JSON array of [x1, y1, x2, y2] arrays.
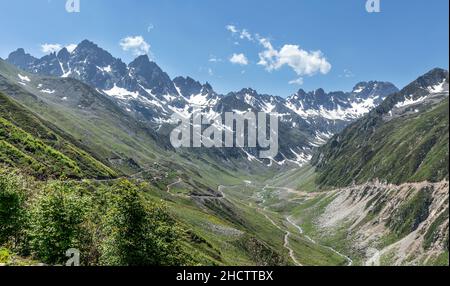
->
[[312, 69, 449, 189], [312, 97, 449, 189], [0, 59, 163, 174], [267, 164, 317, 192], [0, 92, 116, 179]]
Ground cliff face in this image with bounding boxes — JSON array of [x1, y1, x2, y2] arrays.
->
[[316, 181, 449, 266]]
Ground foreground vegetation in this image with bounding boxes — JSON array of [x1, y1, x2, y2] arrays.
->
[[0, 169, 190, 266]]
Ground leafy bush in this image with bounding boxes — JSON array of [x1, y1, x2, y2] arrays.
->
[[28, 182, 87, 264], [0, 247, 11, 264], [0, 171, 26, 247], [0, 168, 190, 266], [99, 180, 189, 266]]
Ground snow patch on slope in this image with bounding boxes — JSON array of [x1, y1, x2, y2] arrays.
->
[[103, 84, 139, 100], [97, 65, 112, 73], [395, 95, 427, 108], [285, 97, 378, 121], [18, 74, 31, 82], [40, 89, 56, 94], [428, 80, 446, 94]]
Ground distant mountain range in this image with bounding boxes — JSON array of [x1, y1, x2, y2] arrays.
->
[[5, 40, 400, 165]]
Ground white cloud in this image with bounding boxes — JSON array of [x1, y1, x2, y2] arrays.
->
[[240, 29, 253, 41], [41, 43, 62, 54], [41, 43, 79, 54], [120, 36, 150, 56], [339, 69, 355, 78], [224, 25, 332, 80], [229, 53, 249, 66], [226, 25, 254, 42], [257, 37, 331, 76], [66, 44, 77, 53], [226, 25, 238, 34], [289, 77, 304, 85], [209, 55, 222, 63]]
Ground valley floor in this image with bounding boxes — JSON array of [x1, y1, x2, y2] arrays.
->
[[248, 174, 449, 266], [2, 159, 448, 266], [115, 161, 448, 266]]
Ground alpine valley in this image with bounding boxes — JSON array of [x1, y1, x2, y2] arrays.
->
[[0, 40, 448, 266]]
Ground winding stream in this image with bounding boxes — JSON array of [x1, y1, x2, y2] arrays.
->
[[253, 184, 353, 266], [167, 180, 352, 266]]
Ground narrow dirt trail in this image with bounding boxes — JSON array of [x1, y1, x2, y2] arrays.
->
[[166, 178, 184, 196], [167, 179, 227, 199], [221, 184, 303, 266], [246, 198, 303, 266], [259, 185, 353, 266], [166, 181, 351, 266], [286, 216, 353, 266]]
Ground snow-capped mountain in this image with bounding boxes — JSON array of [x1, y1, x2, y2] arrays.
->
[[382, 68, 449, 120], [6, 40, 400, 166], [173, 76, 219, 107], [7, 41, 182, 120], [312, 68, 449, 188], [285, 81, 399, 133]]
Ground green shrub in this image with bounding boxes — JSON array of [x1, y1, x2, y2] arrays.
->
[[99, 180, 189, 266], [0, 171, 26, 246], [0, 247, 11, 264], [28, 182, 87, 264]]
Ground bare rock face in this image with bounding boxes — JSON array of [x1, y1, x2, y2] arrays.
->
[[317, 181, 449, 266]]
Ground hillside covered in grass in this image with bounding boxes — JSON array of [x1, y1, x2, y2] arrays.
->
[[312, 69, 449, 188], [0, 91, 116, 179]]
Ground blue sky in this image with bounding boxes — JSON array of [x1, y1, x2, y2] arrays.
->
[[0, 0, 448, 97]]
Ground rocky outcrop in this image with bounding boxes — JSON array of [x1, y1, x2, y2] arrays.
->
[[317, 181, 449, 266]]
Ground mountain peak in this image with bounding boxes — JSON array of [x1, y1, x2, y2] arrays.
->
[[203, 82, 213, 92], [70, 39, 116, 65], [77, 39, 98, 49], [173, 76, 203, 98], [173, 76, 199, 85], [401, 68, 449, 94], [297, 88, 307, 95], [132, 54, 151, 64], [129, 55, 161, 71], [12, 48, 26, 55], [57, 47, 70, 61], [352, 82, 368, 92], [6, 48, 37, 71], [314, 88, 326, 96], [421, 67, 449, 83], [239, 88, 258, 95], [128, 55, 178, 96], [427, 67, 448, 75], [350, 81, 399, 101], [73, 40, 113, 59]]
